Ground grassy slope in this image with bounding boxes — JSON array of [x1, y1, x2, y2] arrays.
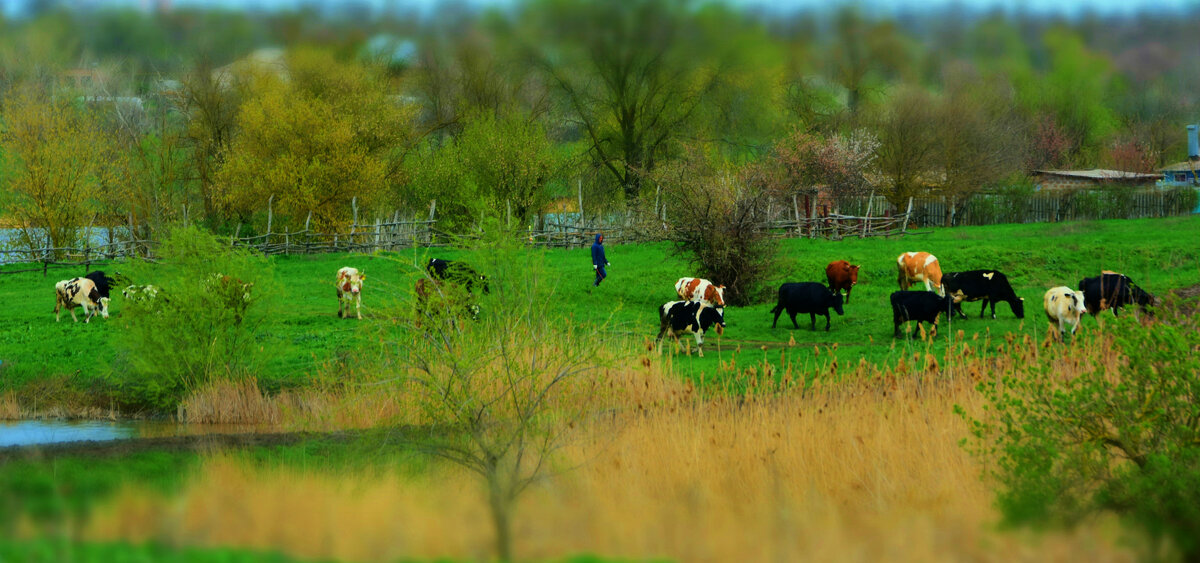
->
[[1, 216, 1198, 399]]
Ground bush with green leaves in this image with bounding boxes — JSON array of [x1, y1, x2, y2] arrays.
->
[[108, 225, 279, 411], [962, 311, 1200, 559]]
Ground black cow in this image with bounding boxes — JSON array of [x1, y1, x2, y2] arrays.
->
[[84, 270, 116, 300], [1077, 272, 1155, 317], [656, 301, 725, 357], [427, 258, 489, 294], [891, 291, 962, 338], [942, 270, 1025, 320], [770, 282, 845, 331]]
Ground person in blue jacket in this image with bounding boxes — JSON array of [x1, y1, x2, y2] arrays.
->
[[591, 233, 609, 287]]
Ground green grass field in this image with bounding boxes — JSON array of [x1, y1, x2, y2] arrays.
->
[[2, 216, 1198, 408]]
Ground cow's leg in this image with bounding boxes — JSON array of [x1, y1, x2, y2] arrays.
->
[[70, 307, 79, 323], [823, 312, 832, 331], [694, 331, 705, 358], [337, 291, 344, 318], [845, 287, 851, 304], [809, 313, 817, 331], [789, 312, 799, 329], [355, 294, 362, 320], [55, 300, 62, 322], [770, 305, 783, 329], [979, 299, 988, 318]]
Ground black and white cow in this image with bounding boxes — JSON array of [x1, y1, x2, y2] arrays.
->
[[942, 270, 1025, 320], [770, 282, 845, 331], [54, 277, 110, 323], [890, 290, 962, 338], [1077, 272, 1156, 317], [656, 301, 725, 357], [427, 258, 489, 294]]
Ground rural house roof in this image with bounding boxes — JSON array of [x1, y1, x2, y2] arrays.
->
[[1159, 161, 1200, 173], [1031, 169, 1161, 182]]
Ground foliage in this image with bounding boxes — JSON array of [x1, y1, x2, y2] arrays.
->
[[215, 49, 417, 230], [0, 85, 115, 256], [750, 128, 879, 210], [658, 149, 778, 306], [872, 86, 939, 206], [382, 225, 612, 561], [527, 0, 731, 200], [402, 111, 562, 231], [108, 225, 279, 411], [963, 313, 1200, 560]]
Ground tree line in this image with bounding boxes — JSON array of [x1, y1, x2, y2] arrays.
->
[[2, 0, 1197, 251]]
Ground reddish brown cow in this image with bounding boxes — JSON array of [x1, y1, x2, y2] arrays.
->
[[825, 260, 861, 304], [675, 277, 726, 307], [896, 252, 946, 297]]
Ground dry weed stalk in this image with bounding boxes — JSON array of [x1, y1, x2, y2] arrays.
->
[[82, 345, 1133, 562]]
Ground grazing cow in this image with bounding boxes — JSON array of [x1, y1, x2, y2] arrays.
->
[[770, 282, 845, 331], [825, 260, 861, 304], [336, 267, 365, 320], [1044, 286, 1087, 338], [414, 277, 480, 325], [942, 270, 1026, 320], [1077, 272, 1156, 317], [656, 301, 726, 357], [890, 290, 962, 338], [84, 270, 116, 300], [896, 252, 946, 296], [54, 277, 110, 323], [427, 258, 489, 294], [674, 277, 726, 308]]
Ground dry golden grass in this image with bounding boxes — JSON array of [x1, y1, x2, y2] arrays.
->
[[0, 391, 20, 419], [78, 342, 1135, 563]]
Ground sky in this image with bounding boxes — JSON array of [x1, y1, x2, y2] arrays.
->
[[5, 0, 1198, 19]]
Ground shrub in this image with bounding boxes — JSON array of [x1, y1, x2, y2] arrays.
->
[[657, 151, 778, 306], [962, 312, 1200, 559], [108, 225, 279, 412]]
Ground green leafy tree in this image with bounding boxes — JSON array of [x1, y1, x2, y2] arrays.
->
[[0, 85, 113, 256], [216, 49, 417, 229], [963, 313, 1200, 560], [527, 0, 728, 201], [109, 225, 278, 411], [385, 228, 611, 562]]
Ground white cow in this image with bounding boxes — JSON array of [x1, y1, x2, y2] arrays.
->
[[54, 277, 110, 323], [336, 267, 365, 320], [1044, 286, 1086, 339]]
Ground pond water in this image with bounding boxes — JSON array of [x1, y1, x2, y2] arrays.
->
[[0, 419, 186, 447], [0, 228, 130, 265]]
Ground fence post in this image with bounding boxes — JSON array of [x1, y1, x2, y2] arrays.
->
[[860, 191, 874, 239], [901, 197, 914, 234], [266, 194, 274, 246], [374, 218, 382, 251]]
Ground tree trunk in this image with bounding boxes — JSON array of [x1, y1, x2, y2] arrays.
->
[[488, 473, 514, 562]]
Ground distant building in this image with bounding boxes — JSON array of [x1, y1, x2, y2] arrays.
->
[[1159, 160, 1199, 186], [1030, 169, 1161, 191]]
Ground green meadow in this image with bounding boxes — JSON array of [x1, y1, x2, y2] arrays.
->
[[2, 215, 1198, 410]]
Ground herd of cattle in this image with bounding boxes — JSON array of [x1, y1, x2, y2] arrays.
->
[[50, 252, 1158, 356]]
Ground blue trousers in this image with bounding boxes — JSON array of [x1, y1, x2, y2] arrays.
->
[[594, 266, 607, 286]]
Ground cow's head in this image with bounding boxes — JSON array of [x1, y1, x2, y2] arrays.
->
[[712, 285, 727, 307], [830, 290, 845, 316], [848, 265, 859, 285], [1011, 297, 1026, 319], [95, 296, 111, 319]]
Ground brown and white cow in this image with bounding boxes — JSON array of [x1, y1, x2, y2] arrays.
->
[[54, 277, 110, 323], [825, 260, 861, 304], [896, 252, 946, 297], [336, 267, 365, 320], [1044, 286, 1086, 339], [675, 277, 726, 308]]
